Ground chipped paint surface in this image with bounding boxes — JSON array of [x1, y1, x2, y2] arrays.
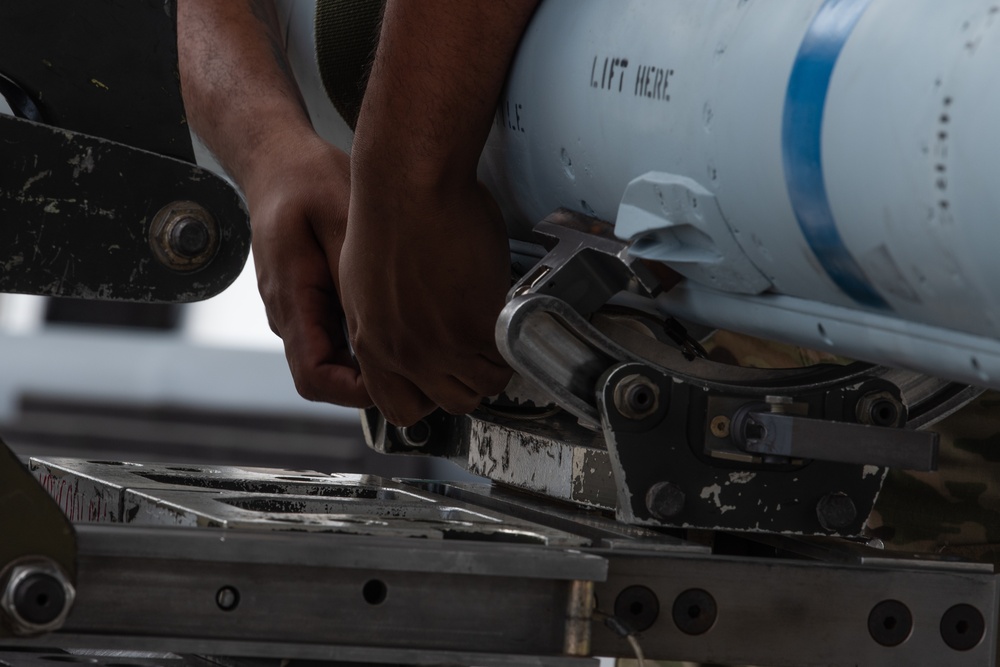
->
[[22, 169, 52, 191], [467, 417, 615, 509], [68, 147, 95, 177], [700, 483, 736, 514], [0, 113, 249, 302], [468, 418, 575, 499], [728, 471, 756, 485]]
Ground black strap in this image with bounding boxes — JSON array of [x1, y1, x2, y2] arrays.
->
[[314, 0, 385, 131]]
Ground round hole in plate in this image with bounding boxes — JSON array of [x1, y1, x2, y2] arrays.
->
[[363, 579, 388, 605]]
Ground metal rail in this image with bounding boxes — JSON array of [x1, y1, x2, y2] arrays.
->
[[0, 459, 994, 667]]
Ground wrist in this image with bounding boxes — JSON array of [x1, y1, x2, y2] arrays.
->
[[351, 130, 480, 208], [239, 121, 328, 203]]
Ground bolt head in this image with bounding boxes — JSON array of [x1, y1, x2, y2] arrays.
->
[[11, 572, 66, 625], [646, 481, 685, 520], [709, 415, 731, 438], [816, 492, 857, 532], [856, 390, 904, 428], [612, 374, 662, 421], [169, 217, 211, 258], [216, 586, 240, 611], [626, 384, 654, 412], [1, 561, 74, 635], [149, 201, 219, 272], [399, 420, 431, 448]]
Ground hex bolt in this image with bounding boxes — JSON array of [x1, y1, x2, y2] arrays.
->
[[816, 492, 857, 532], [1, 560, 75, 636], [868, 599, 913, 647], [612, 374, 661, 421], [400, 419, 431, 448], [169, 217, 211, 258], [216, 586, 240, 612], [646, 481, 685, 520], [856, 391, 905, 428], [149, 201, 220, 272]]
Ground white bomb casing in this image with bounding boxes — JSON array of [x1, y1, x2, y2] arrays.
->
[[480, 0, 1000, 389]]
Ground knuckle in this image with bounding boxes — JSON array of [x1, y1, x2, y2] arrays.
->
[[291, 373, 321, 402], [377, 392, 433, 428]]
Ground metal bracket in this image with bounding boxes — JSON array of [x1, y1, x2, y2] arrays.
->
[[597, 362, 892, 536], [0, 115, 249, 302], [0, 0, 250, 303], [508, 209, 661, 315]]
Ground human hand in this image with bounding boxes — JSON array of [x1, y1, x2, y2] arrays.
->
[[339, 180, 514, 426], [244, 129, 371, 407]]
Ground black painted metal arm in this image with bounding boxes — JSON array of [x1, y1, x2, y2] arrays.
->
[[0, 0, 250, 303]]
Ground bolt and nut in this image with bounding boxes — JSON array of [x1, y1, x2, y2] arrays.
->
[[399, 419, 432, 449], [613, 374, 661, 421], [1, 560, 75, 636], [149, 201, 220, 272], [856, 391, 904, 428]]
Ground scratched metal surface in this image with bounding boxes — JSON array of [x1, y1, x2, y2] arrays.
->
[[29, 459, 590, 546], [0, 116, 249, 302], [466, 412, 618, 510]]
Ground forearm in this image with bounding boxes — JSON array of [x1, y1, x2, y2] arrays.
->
[[351, 0, 539, 198], [177, 0, 311, 194]]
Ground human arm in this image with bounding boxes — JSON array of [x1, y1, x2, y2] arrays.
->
[[177, 0, 369, 407], [340, 0, 539, 426]]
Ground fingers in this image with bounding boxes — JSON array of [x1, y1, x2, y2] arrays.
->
[[289, 356, 371, 407], [269, 276, 372, 407], [361, 366, 436, 426], [461, 354, 514, 397], [282, 315, 372, 407], [419, 374, 482, 417], [361, 353, 513, 425]]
